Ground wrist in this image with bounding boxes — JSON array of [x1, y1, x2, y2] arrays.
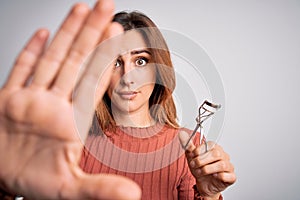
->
[[193, 185, 222, 200], [202, 193, 221, 200]]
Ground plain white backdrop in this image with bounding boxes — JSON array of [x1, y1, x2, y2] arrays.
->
[[1, 1, 300, 199]]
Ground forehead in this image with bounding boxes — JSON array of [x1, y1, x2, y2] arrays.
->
[[119, 30, 148, 54]]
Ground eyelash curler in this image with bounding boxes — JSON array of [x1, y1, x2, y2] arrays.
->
[[183, 100, 221, 152]]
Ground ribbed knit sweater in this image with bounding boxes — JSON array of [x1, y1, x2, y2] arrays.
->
[[80, 123, 200, 200]]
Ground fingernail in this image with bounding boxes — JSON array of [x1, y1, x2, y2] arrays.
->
[[73, 3, 89, 15], [195, 168, 201, 175], [38, 29, 48, 39]]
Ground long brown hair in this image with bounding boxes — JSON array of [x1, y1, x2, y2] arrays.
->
[[96, 11, 179, 130]]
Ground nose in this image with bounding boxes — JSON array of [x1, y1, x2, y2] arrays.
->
[[120, 58, 135, 86]]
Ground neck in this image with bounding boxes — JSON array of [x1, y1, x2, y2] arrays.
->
[[111, 106, 155, 128]]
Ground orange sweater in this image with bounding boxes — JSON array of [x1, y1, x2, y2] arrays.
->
[[80, 123, 199, 200]]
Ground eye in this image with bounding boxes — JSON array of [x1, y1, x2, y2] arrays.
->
[[135, 57, 148, 67], [115, 59, 122, 68]]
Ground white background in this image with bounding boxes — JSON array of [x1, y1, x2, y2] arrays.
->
[[1, 1, 300, 199]]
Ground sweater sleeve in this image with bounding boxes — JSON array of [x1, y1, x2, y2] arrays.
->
[[177, 159, 196, 200]]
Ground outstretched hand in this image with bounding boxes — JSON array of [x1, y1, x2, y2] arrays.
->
[[179, 131, 236, 199], [0, 1, 141, 199]]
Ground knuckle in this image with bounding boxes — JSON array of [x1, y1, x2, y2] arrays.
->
[[194, 157, 202, 167], [193, 146, 201, 156], [42, 49, 63, 65], [69, 46, 89, 63], [212, 149, 221, 159], [215, 144, 224, 152], [201, 166, 208, 174], [5, 93, 25, 121], [225, 172, 237, 183], [232, 173, 237, 182], [206, 141, 214, 146], [15, 50, 36, 67], [220, 161, 227, 170]]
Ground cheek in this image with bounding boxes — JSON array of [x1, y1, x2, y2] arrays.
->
[[137, 67, 156, 86], [107, 75, 119, 98], [145, 84, 155, 96], [139, 70, 156, 96]]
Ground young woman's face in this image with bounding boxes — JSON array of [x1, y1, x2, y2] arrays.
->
[[107, 30, 156, 115]]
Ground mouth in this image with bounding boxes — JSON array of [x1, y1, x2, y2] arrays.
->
[[116, 91, 140, 100]]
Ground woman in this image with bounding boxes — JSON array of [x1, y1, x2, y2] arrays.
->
[[80, 11, 236, 200]]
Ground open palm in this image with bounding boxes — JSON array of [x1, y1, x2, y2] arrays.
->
[[0, 1, 140, 199]]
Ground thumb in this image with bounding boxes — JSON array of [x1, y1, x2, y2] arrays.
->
[[178, 130, 196, 153]]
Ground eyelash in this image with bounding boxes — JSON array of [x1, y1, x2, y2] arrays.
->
[[135, 57, 149, 66], [114, 57, 149, 68], [115, 59, 122, 68]]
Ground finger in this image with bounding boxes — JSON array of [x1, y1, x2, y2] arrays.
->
[[62, 173, 141, 200], [213, 172, 237, 184], [4, 29, 49, 89], [93, 22, 124, 102], [31, 3, 90, 88], [70, 22, 123, 104], [73, 23, 123, 143], [190, 144, 228, 169], [178, 130, 203, 165], [200, 160, 235, 176], [51, 0, 115, 97], [192, 141, 218, 158], [178, 130, 196, 152]]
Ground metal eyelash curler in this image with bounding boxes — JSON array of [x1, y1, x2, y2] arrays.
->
[[183, 100, 221, 152]]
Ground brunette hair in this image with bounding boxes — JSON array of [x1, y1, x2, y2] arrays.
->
[[95, 11, 179, 130]]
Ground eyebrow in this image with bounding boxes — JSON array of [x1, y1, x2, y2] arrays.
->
[[130, 49, 152, 55]]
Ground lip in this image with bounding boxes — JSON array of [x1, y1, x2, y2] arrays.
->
[[116, 91, 139, 100]]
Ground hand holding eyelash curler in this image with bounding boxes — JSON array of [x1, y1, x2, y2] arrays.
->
[[183, 100, 221, 152]]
